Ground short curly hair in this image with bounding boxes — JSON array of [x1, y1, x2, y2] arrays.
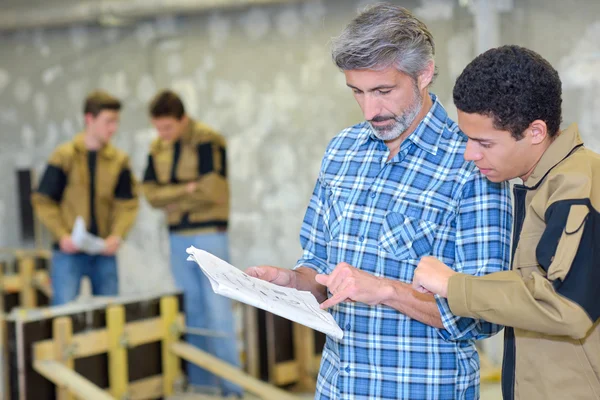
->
[[453, 45, 562, 140]]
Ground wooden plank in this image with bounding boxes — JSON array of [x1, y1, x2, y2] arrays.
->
[[128, 374, 163, 400], [265, 312, 277, 384], [3, 274, 23, 292], [107, 305, 128, 398], [36, 328, 108, 362], [272, 360, 299, 386], [172, 341, 300, 400], [18, 256, 36, 308], [313, 354, 322, 376], [34, 314, 185, 361], [2, 270, 49, 293], [127, 314, 184, 348], [32, 270, 52, 298], [160, 295, 180, 396], [244, 305, 260, 378], [10, 249, 51, 259], [53, 317, 75, 400], [293, 324, 315, 390], [34, 360, 113, 400]]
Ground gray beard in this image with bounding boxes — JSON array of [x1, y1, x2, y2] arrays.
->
[[369, 92, 423, 142]]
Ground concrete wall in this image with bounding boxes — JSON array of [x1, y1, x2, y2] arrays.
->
[[0, 0, 598, 299]]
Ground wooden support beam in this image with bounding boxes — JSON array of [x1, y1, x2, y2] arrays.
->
[[32, 271, 52, 298], [160, 295, 181, 397], [4, 248, 51, 259], [243, 305, 260, 378], [107, 305, 128, 399], [171, 341, 300, 400], [314, 354, 322, 376], [34, 360, 114, 400], [128, 375, 163, 400], [2, 270, 49, 293], [34, 314, 185, 361], [18, 255, 36, 308], [265, 312, 277, 384], [272, 360, 299, 386], [53, 317, 75, 400], [293, 324, 316, 390]]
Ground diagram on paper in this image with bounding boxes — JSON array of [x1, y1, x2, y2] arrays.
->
[[186, 246, 343, 339]]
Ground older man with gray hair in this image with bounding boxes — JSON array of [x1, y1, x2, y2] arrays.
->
[[247, 3, 512, 399]]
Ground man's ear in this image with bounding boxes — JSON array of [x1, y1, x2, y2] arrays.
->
[[418, 61, 435, 90], [84, 112, 94, 126], [527, 120, 548, 145]]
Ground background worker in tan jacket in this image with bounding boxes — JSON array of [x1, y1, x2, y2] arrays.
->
[[142, 90, 242, 398], [412, 45, 600, 400], [32, 90, 139, 306]]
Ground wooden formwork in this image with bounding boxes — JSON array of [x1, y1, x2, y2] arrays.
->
[[244, 307, 325, 391], [0, 249, 52, 312], [0, 249, 52, 399], [5, 292, 300, 400]]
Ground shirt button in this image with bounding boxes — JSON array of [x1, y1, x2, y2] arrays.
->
[[370, 192, 376, 198], [346, 323, 351, 330], [345, 366, 351, 373], [358, 236, 364, 242], [406, 242, 412, 249]]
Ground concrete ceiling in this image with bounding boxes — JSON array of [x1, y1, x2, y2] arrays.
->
[[0, 0, 315, 31]]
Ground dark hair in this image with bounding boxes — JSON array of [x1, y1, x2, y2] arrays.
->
[[149, 90, 185, 120], [83, 90, 121, 117], [453, 45, 562, 139]]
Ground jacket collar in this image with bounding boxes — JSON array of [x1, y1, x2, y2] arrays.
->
[[155, 118, 195, 150], [180, 118, 195, 143], [524, 123, 583, 188], [73, 132, 117, 159]]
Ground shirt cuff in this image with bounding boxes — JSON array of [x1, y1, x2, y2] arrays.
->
[[293, 261, 325, 275], [447, 273, 471, 318]]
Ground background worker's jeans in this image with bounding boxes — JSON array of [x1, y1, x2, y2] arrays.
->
[[51, 251, 119, 306], [169, 231, 243, 397]]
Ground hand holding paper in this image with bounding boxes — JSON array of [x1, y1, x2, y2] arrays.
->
[[71, 216, 106, 255], [186, 246, 344, 340]]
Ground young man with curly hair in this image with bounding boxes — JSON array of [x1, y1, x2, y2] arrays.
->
[[412, 45, 600, 400]]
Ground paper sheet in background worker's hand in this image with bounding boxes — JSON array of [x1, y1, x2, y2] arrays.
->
[[186, 246, 344, 340], [71, 216, 106, 255]]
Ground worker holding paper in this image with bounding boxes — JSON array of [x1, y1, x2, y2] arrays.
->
[[32, 90, 139, 306]]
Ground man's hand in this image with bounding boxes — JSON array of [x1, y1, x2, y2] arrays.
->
[[59, 236, 78, 254], [102, 236, 122, 256], [165, 203, 178, 213], [412, 256, 457, 298], [245, 265, 297, 288], [185, 181, 197, 194], [315, 262, 389, 309]]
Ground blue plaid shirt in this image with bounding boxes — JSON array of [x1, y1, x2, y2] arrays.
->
[[295, 95, 512, 400]]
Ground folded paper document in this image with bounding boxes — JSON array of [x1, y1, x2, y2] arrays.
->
[[71, 216, 106, 255], [186, 246, 343, 340]]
